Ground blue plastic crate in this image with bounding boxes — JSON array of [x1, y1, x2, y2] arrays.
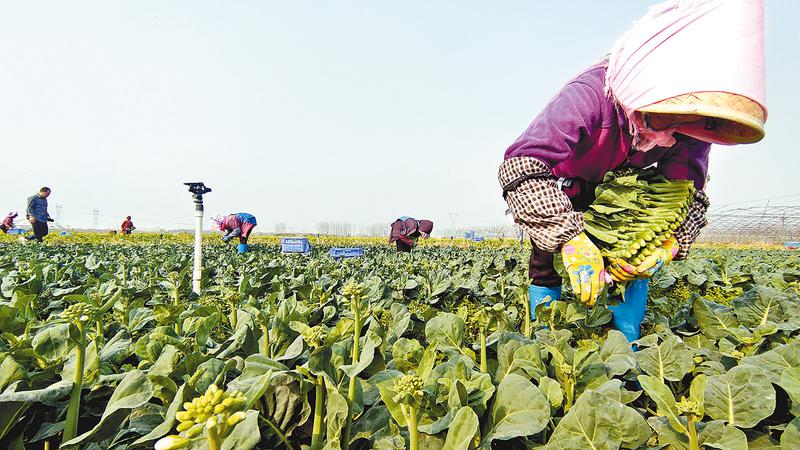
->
[[785, 242, 800, 250], [59, 231, 73, 236], [7, 228, 25, 235], [281, 237, 311, 254], [329, 247, 364, 259]]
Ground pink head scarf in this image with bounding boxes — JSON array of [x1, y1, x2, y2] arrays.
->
[[606, 0, 767, 150]]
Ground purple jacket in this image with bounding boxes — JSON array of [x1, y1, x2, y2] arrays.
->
[[504, 63, 710, 190]]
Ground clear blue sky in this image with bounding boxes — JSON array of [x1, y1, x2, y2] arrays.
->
[[1, 1, 797, 232]]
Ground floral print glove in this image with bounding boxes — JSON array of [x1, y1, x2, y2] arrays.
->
[[607, 258, 637, 282], [634, 236, 679, 278], [560, 232, 606, 306]]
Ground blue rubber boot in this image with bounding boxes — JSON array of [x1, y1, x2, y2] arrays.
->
[[608, 278, 649, 343], [237, 243, 249, 254], [529, 285, 561, 320]]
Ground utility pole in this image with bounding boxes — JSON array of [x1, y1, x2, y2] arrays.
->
[[55, 205, 62, 225], [92, 209, 99, 229]]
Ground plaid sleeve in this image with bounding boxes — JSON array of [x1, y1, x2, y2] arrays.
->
[[673, 190, 710, 260], [499, 157, 583, 253]]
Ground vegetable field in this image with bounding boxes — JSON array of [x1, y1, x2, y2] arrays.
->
[[1, 237, 799, 449]]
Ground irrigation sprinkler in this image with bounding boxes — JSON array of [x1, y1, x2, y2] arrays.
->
[[184, 182, 212, 295]]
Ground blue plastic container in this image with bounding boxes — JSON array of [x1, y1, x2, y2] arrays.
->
[[59, 231, 73, 236], [329, 247, 364, 259], [237, 243, 249, 253], [7, 228, 25, 235], [281, 237, 311, 254], [785, 242, 800, 250]]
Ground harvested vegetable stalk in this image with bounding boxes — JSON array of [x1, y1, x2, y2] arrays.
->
[[583, 169, 695, 265]]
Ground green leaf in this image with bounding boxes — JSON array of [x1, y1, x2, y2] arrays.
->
[[376, 370, 406, 426], [732, 286, 785, 328], [391, 338, 423, 374], [425, 313, 464, 351], [341, 329, 382, 378], [782, 417, 800, 449], [322, 382, 349, 450], [479, 373, 549, 448], [599, 330, 636, 376], [538, 376, 563, 410], [131, 384, 189, 447], [694, 298, 740, 339], [689, 374, 707, 417], [740, 342, 800, 384], [699, 420, 748, 450], [0, 356, 26, 393], [32, 323, 73, 361], [704, 366, 775, 428], [779, 366, 800, 404], [638, 375, 685, 433], [636, 335, 694, 382], [221, 409, 261, 450], [62, 370, 155, 447], [442, 406, 479, 450], [747, 432, 780, 449], [546, 390, 650, 450]]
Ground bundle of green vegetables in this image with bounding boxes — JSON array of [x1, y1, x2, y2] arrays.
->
[[583, 169, 695, 266]]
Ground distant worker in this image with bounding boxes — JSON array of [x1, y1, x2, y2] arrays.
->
[[500, 0, 766, 342], [121, 216, 135, 234], [389, 216, 433, 252], [25, 187, 54, 242], [1, 212, 17, 233], [212, 213, 257, 253]]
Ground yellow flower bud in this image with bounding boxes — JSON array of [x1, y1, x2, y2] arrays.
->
[[176, 421, 194, 432], [185, 423, 204, 438], [154, 435, 189, 450], [214, 404, 226, 414], [226, 411, 246, 427], [175, 411, 192, 422]]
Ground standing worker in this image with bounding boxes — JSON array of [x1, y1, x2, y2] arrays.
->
[[1, 212, 17, 233], [389, 216, 433, 252], [25, 187, 54, 242], [121, 216, 135, 234], [212, 213, 257, 253], [500, 0, 767, 341]]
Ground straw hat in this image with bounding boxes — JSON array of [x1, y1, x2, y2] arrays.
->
[[638, 91, 766, 145]]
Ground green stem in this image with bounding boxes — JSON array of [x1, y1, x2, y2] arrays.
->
[[173, 290, 181, 334], [343, 301, 362, 448], [311, 375, 325, 447], [407, 405, 419, 450], [259, 417, 297, 450], [687, 415, 699, 450], [564, 379, 574, 413], [231, 302, 238, 329], [207, 424, 221, 450], [479, 330, 487, 373], [260, 322, 272, 358], [63, 322, 87, 442], [523, 296, 531, 338]]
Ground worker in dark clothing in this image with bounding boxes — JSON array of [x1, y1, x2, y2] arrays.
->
[[389, 216, 433, 252], [25, 187, 53, 242]]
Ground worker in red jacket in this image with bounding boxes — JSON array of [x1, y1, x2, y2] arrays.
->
[[1, 212, 17, 233], [212, 213, 257, 253], [389, 217, 433, 252], [121, 216, 135, 234]]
